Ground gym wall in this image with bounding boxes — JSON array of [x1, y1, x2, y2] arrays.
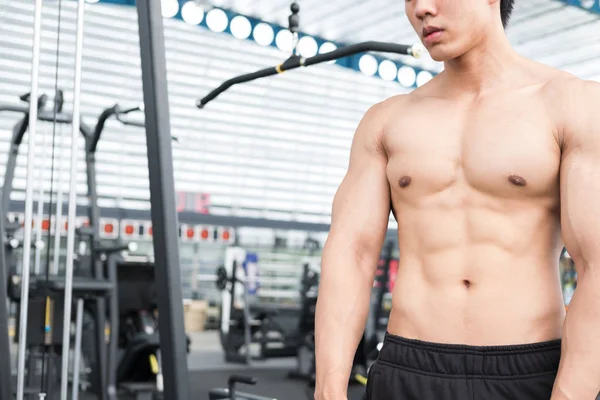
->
[[0, 0, 409, 230]]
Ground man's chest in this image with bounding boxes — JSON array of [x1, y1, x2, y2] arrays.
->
[[384, 95, 562, 201]]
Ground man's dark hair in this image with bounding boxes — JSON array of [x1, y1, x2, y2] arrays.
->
[[500, 0, 515, 27]]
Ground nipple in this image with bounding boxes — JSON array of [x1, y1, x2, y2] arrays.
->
[[398, 176, 412, 188], [508, 175, 527, 187]]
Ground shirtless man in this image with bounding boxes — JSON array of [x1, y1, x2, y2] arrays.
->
[[314, 0, 600, 399]]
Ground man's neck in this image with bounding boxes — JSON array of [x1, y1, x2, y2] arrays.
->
[[442, 27, 521, 95]]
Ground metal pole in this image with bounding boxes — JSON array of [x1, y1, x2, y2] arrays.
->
[[60, 0, 85, 398], [0, 191, 13, 400], [15, 1, 43, 399], [52, 125, 66, 275], [33, 126, 48, 275], [105, 254, 119, 400], [72, 299, 84, 400], [136, 1, 191, 399], [3, 115, 31, 213], [242, 272, 252, 365], [156, 349, 163, 393]]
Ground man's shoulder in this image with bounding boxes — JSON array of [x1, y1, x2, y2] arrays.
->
[[537, 67, 600, 146], [539, 66, 598, 101], [366, 91, 424, 120], [554, 74, 600, 99], [372, 93, 414, 111], [356, 94, 417, 148], [361, 94, 408, 126]]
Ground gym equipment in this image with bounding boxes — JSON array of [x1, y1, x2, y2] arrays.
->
[[286, 260, 320, 383], [2, 96, 178, 399], [4, 1, 85, 398], [0, 1, 192, 399], [287, 239, 321, 383], [0, 87, 113, 400], [0, 90, 175, 399], [135, 2, 193, 398], [78, 101, 145, 400], [208, 374, 278, 400], [0, 193, 12, 400], [8, 265, 116, 397], [79, 101, 188, 400], [196, 2, 424, 109], [109, 255, 165, 400], [360, 241, 395, 368], [217, 247, 306, 364], [0, 91, 138, 399], [286, 241, 396, 387]]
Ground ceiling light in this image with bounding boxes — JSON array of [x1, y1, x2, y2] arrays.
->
[[161, 0, 179, 18], [253, 23, 274, 46], [230, 15, 252, 39], [398, 66, 416, 87], [181, 1, 204, 25], [358, 54, 378, 76], [297, 36, 318, 57], [206, 8, 228, 33], [378, 60, 397, 81]]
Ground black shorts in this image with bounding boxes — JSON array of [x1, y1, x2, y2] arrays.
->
[[366, 332, 561, 400]]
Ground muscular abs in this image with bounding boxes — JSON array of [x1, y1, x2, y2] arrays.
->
[[383, 86, 567, 346]]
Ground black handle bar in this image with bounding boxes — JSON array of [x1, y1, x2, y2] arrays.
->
[[197, 41, 424, 108]]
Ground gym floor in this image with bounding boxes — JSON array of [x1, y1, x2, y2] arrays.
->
[[10, 331, 367, 400], [188, 331, 366, 400]]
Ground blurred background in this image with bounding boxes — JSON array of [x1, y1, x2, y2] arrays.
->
[[0, 0, 595, 399]]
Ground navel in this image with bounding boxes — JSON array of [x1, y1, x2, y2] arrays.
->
[[508, 175, 527, 187], [398, 176, 412, 188], [462, 279, 471, 289]]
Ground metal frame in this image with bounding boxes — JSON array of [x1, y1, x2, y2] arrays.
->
[[0, 99, 47, 215], [2, 106, 91, 215], [80, 103, 151, 400], [0, 100, 155, 399], [0, 102, 111, 398], [0, 189, 12, 400], [0, 100, 78, 400], [136, 2, 190, 399], [15, 1, 44, 396]]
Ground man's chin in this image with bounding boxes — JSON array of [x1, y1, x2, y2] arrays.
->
[[427, 47, 454, 62]]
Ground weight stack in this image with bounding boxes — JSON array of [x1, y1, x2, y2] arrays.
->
[[15, 295, 65, 346]]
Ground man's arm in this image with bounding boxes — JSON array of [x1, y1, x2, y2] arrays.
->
[[554, 79, 600, 400], [314, 101, 392, 400]]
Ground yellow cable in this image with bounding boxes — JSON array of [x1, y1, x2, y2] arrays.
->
[[45, 296, 51, 329]]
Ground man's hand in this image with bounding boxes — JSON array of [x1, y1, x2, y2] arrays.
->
[[314, 100, 393, 397], [553, 78, 600, 399]]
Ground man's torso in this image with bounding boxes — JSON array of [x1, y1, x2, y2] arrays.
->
[[383, 63, 570, 345]]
